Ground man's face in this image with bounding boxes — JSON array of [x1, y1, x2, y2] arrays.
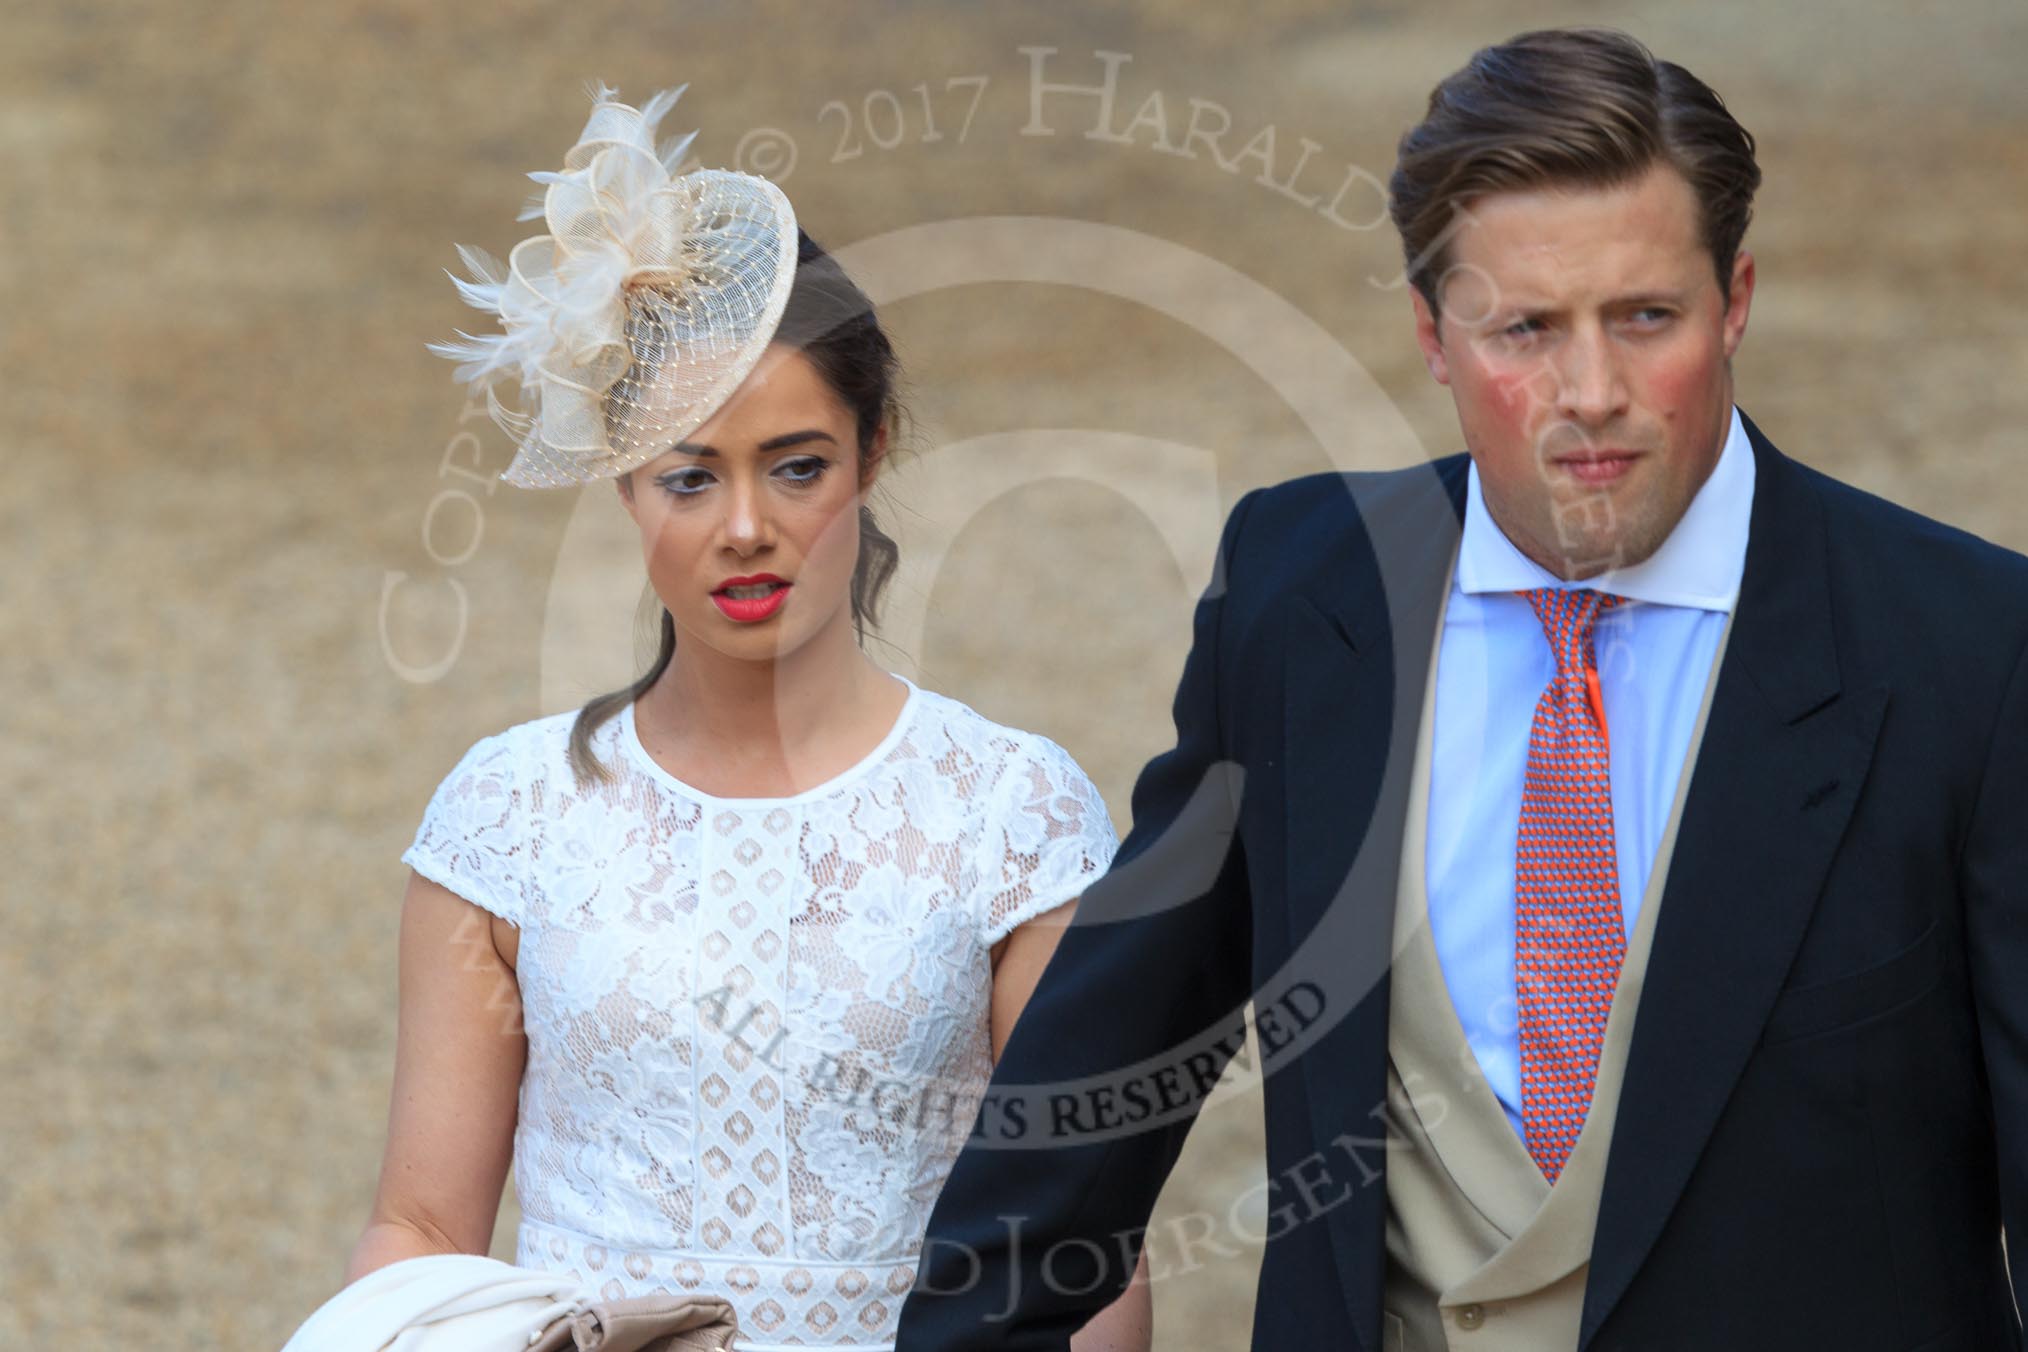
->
[[1411, 162, 1755, 579]]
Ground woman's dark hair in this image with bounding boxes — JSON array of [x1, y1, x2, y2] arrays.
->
[[566, 230, 905, 787]]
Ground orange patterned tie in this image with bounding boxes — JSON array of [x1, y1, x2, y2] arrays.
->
[[1516, 587, 1627, 1182]]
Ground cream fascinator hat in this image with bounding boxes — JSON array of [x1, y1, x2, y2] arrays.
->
[[432, 83, 799, 487]]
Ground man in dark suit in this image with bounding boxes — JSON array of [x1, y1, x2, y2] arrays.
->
[[897, 27, 2028, 1351]]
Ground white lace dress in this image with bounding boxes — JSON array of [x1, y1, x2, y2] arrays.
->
[[400, 678, 1117, 1351]]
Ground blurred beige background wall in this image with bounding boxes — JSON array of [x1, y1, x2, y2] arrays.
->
[[6, 1, 2025, 1346]]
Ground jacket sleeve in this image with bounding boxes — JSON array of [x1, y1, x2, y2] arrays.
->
[[895, 490, 1265, 1351], [1961, 633, 2028, 1333]]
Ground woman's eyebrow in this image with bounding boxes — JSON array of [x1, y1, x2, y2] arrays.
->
[[758, 429, 838, 452]]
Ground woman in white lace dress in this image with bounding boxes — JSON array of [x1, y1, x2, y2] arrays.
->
[[343, 87, 1149, 1352]]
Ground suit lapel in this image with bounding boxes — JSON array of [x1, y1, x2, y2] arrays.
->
[[1277, 456, 1468, 1349], [1580, 419, 1891, 1346]]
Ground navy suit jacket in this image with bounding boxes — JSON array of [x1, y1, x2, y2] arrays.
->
[[896, 414, 2028, 1350]]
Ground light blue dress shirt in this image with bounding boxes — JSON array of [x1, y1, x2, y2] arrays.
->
[[1426, 406, 1755, 1143]]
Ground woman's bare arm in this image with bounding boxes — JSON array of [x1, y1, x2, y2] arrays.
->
[[345, 871, 527, 1282], [990, 903, 1155, 1352]]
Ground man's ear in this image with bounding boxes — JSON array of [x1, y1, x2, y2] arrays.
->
[[1411, 287, 1451, 385], [1721, 249, 1756, 360]]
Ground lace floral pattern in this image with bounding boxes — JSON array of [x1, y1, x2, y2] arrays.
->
[[401, 681, 1116, 1347]]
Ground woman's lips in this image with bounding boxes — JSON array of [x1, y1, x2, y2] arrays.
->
[[1554, 452, 1643, 486], [711, 577, 790, 622]]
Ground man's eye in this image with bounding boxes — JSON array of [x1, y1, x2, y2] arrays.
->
[[658, 468, 714, 495], [1631, 307, 1673, 325], [777, 457, 829, 485], [1502, 318, 1544, 338]]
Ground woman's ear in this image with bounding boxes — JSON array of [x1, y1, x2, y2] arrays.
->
[[616, 470, 640, 523], [859, 424, 889, 491]]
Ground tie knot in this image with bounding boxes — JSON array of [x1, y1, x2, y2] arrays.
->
[[1519, 587, 1624, 676]]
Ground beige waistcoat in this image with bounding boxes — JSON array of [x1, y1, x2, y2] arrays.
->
[[1380, 581, 1733, 1352]]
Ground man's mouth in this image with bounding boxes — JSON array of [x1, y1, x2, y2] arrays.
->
[[1553, 451, 1643, 485]]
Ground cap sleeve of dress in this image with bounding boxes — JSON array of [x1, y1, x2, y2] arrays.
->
[[400, 730, 531, 929], [973, 733, 1119, 947]]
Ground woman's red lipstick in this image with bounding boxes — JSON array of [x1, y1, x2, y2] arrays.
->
[[712, 573, 791, 622]]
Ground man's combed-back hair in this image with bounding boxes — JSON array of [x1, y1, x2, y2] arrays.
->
[[1388, 27, 1761, 318]]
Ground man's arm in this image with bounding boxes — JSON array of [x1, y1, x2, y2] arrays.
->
[[1963, 635, 2028, 1328], [897, 490, 1264, 1351], [990, 901, 1153, 1352]]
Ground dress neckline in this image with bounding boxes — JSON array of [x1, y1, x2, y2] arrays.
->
[[618, 674, 921, 807]]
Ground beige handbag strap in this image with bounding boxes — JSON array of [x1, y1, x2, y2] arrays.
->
[[525, 1293, 740, 1352]]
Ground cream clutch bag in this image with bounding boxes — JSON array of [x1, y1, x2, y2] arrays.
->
[[281, 1254, 739, 1352]]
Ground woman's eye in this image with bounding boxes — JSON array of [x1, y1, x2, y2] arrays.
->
[[777, 457, 829, 485], [657, 468, 715, 496]]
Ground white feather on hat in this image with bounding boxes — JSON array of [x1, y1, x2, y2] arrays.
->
[[432, 83, 799, 488]]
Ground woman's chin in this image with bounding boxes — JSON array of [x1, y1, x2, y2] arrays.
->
[[675, 610, 842, 668]]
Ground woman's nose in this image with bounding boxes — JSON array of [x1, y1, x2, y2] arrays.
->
[[719, 476, 773, 554]]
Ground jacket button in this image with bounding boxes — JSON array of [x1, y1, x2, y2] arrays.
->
[[1457, 1304, 1485, 1330]]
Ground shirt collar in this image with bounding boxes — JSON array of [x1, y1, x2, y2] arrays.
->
[[1455, 404, 1756, 613]]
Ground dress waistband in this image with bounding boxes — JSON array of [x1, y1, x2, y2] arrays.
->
[[518, 1216, 914, 1350]]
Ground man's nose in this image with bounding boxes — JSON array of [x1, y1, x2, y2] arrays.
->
[[1554, 327, 1629, 428]]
